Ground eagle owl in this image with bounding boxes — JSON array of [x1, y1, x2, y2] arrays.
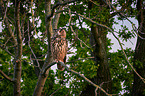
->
[[51, 28, 68, 71]]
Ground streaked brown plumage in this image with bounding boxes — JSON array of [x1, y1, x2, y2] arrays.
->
[[51, 28, 68, 71]]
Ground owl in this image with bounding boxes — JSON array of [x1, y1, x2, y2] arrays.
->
[[51, 28, 68, 71]]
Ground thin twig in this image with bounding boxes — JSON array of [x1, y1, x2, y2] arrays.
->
[[2, 0, 9, 24], [31, 0, 37, 35], [27, 22, 41, 71], [68, 57, 94, 63], [106, 1, 145, 40], [0, 44, 14, 57], [50, 86, 63, 96], [68, 9, 91, 48]]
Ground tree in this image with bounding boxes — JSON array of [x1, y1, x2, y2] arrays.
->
[[132, 0, 145, 95], [80, 1, 112, 95], [0, 0, 145, 96]]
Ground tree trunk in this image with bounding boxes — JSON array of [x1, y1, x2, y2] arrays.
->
[[80, 1, 112, 95], [132, 0, 145, 95], [33, 0, 54, 95], [81, 25, 112, 96], [13, 1, 22, 96]]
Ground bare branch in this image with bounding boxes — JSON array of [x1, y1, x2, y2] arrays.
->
[[57, 61, 112, 96], [68, 9, 91, 49], [52, 0, 64, 29], [27, 21, 41, 71], [0, 70, 14, 82], [89, 0, 103, 7], [41, 61, 113, 96]]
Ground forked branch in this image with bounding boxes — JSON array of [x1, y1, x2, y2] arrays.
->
[[41, 60, 112, 95]]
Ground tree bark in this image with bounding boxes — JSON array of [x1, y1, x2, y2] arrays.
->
[[81, 25, 112, 96], [132, 0, 145, 95], [13, 1, 22, 96]]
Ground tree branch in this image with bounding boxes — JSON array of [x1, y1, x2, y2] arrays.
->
[[0, 0, 17, 45], [0, 43, 14, 57], [67, 57, 94, 63], [50, 86, 63, 96], [57, 61, 112, 96], [68, 9, 91, 49], [41, 61, 56, 75], [40, 60, 112, 95], [46, 0, 77, 20], [27, 22, 41, 71], [0, 70, 14, 82], [69, 11, 145, 83]]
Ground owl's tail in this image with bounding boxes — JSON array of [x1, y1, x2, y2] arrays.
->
[[57, 56, 66, 71]]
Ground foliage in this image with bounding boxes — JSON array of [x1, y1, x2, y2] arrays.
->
[[0, 0, 144, 96]]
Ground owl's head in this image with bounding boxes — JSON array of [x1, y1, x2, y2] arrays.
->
[[54, 28, 66, 38]]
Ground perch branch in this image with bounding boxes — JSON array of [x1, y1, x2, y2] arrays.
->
[[0, 70, 14, 82], [40, 60, 112, 95], [58, 61, 112, 96], [41, 61, 56, 75]]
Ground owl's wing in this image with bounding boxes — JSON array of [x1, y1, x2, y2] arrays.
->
[[57, 38, 68, 71]]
